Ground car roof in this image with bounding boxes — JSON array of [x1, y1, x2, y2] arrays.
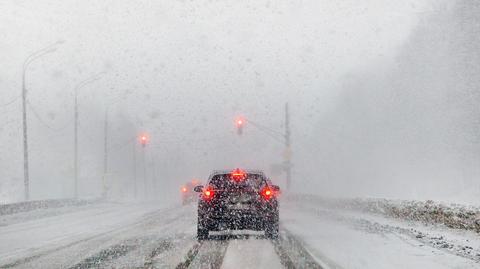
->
[[209, 169, 265, 177], [207, 170, 267, 184]]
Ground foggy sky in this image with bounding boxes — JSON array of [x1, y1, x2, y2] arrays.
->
[[1, 0, 457, 202]]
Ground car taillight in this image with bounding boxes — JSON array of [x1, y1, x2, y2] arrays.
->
[[181, 187, 187, 192], [230, 168, 246, 181], [261, 187, 274, 200], [203, 188, 214, 200]]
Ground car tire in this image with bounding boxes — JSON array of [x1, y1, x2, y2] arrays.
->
[[197, 226, 208, 240], [265, 212, 279, 239], [197, 215, 209, 240]]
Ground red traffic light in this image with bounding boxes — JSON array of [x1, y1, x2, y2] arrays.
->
[[235, 117, 245, 135], [139, 134, 149, 146]]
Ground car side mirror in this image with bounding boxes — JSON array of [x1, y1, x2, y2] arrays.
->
[[193, 185, 204, 193], [271, 185, 280, 192]]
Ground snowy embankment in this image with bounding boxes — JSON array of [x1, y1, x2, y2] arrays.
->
[[0, 198, 102, 226], [285, 194, 480, 267], [290, 194, 480, 233], [0, 198, 99, 216], [0, 200, 171, 268]]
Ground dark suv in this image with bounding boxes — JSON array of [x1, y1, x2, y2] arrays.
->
[[194, 169, 280, 240]]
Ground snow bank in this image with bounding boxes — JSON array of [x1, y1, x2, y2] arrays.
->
[[290, 194, 480, 233], [0, 198, 99, 216]]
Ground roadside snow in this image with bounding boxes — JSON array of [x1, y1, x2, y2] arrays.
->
[[0, 201, 104, 226], [0, 202, 164, 267], [283, 200, 480, 268]]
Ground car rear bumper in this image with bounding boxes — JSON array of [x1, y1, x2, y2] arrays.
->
[[199, 209, 277, 231]]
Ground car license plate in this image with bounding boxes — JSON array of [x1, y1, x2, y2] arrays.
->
[[228, 203, 250, 210]]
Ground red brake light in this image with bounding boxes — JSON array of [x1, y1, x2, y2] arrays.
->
[[181, 187, 187, 192], [261, 187, 274, 200], [230, 168, 246, 181], [203, 188, 214, 200]]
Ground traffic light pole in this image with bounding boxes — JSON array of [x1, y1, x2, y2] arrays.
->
[[237, 102, 293, 191], [133, 142, 137, 200], [142, 144, 147, 200]]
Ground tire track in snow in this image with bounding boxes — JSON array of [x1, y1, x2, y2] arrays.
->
[[174, 241, 204, 269], [0, 229, 119, 269], [175, 240, 229, 269], [273, 229, 341, 269], [1, 205, 186, 268], [69, 243, 138, 269], [142, 239, 175, 268]]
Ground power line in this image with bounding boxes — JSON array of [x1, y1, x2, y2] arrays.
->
[[247, 121, 285, 144], [248, 120, 285, 137], [108, 136, 137, 152], [0, 117, 19, 129], [27, 100, 71, 132], [0, 94, 21, 107]]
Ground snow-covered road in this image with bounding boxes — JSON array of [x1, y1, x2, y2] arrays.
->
[[0, 199, 478, 268]]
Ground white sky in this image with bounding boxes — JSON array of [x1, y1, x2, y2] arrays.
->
[[0, 0, 434, 199]]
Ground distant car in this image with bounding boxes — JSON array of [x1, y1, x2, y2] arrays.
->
[[181, 179, 201, 205], [194, 169, 280, 240]]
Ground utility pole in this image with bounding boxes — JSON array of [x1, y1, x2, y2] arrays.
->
[[284, 102, 292, 191]]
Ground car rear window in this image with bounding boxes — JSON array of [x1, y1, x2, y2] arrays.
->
[[208, 173, 266, 191]]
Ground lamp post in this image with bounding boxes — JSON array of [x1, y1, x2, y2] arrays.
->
[[102, 95, 130, 199], [73, 73, 105, 198], [21, 40, 64, 200]]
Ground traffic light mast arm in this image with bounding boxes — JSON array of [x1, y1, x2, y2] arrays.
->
[[244, 119, 286, 144]]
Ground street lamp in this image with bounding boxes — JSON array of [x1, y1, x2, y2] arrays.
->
[[73, 72, 105, 199], [102, 93, 132, 199], [21, 40, 64, 201]]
